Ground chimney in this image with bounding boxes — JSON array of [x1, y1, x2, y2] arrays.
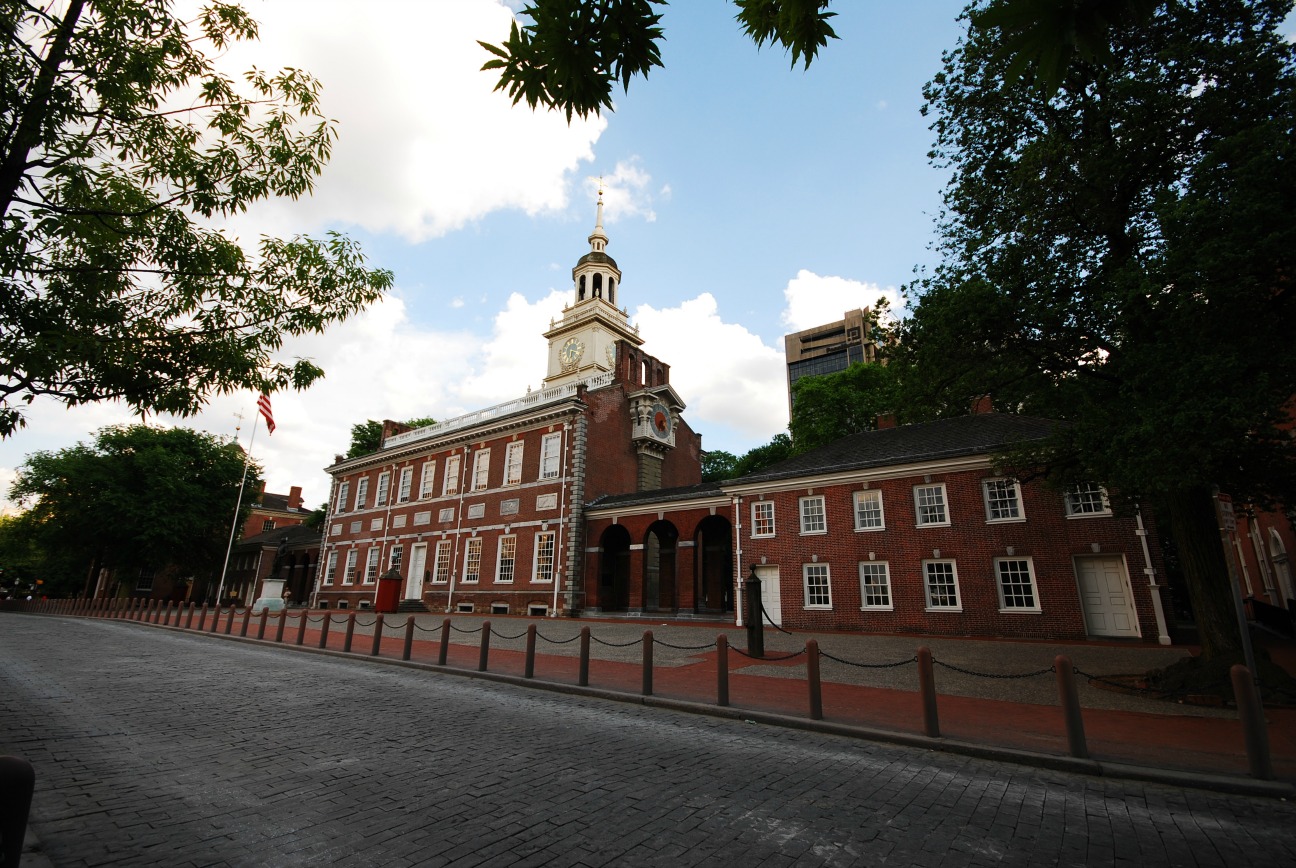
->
[[288, 485, 303, 510], [876, 413, 897, 430], [970, 395, 994, 415]]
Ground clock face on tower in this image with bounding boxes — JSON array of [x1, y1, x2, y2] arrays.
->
[[560, 338, 584, 370], [650, 402, 672, 439]]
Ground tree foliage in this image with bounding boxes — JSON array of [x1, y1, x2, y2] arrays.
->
[[10, 424, 259, 592], [346, 416, 438, 458], [789, 362, 899, 454], [0, 0, 392, 436], [903, 0, 1296, 660]]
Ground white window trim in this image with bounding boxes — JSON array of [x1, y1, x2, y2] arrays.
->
[[922, 559, 962, 611], [914, 484, 951, 528], [799, 495, 827, 536], [802, 563, 833, 609], [853, 489, 885, 532], [858, 561, 893, 610], [751, 501, 776, 538], [995, 556, 1042, 613], [1065, 483, 1113, 518], [983, 478, 1025, 524]]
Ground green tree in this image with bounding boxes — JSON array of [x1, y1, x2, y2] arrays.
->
[[346, 416, 438, 458], [701, 449, 739, 482], [0, 0, 392, 436], [479, 0, 1160, 119], [790, 362, 899, 454], [10, 424, 259, 596], [902, 0, 1296, 663]]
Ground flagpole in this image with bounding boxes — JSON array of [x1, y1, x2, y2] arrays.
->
[[216, 410, 261, 604]]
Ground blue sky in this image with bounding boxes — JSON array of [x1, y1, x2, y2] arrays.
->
[[11, 0, 1273, 512]]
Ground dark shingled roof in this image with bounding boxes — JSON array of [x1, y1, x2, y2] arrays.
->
[[730, 413, 1058, 486]]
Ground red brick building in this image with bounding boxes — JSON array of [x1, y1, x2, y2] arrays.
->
[[585, 412, 1174, 643], [315, 195, 702, 614]]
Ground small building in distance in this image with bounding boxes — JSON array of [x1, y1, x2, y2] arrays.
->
[[783, 308, 880, 412]]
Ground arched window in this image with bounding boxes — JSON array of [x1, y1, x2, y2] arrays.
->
[[578, 275, 586, 300]]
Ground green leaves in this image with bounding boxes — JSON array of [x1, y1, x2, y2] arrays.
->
[[0, 0, 389, 435]]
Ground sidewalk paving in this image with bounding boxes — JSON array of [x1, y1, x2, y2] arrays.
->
[[36, 606, 1296, 793]]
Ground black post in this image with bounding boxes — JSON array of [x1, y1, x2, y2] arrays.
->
[[744, 566, 764, 659]]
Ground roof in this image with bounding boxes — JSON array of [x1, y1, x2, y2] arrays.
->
[[237, 523, 321, 550], [729, 413, 1058, 487]]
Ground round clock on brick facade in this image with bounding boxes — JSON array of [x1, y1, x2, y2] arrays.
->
[[560, 337, 584, 370], [650, 402, 672, 439]]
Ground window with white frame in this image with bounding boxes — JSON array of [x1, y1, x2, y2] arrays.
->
[[858, 562, 892, 609], [533, 531, 555, 583], [1065, 483, 1111, 516], [914, 484, 949, 526], [364, 547, 381, 583], [471, 449, 490, 491], [496, 536, 517, 583], [995, 558, 1040, 611], [324, 551, 337, 585], [751, 501, 775, 537], [464, 538, 482, 583], [354, 477, 369, 509], [375, 471, 391, 507], [443, 454, 461, 496], [336, 481, 350, 513], [419, 460, 436, 499], [505, 441, 524, 486], [803, 563, 832, 608], [389, 544, 403, 573], [539, 432, 562, 479], [853, 489, 884, 531], [397, 467, 413, 503], [799, 495, 827, 534], [923, 560, 961, 610], [983, 478, 1023, 522], [343, 550, 358, 585], [432, 540, 452, 584]]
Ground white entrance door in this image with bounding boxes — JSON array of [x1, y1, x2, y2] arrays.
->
[[1074, 556, 1139, 638], [754, 565, 782, 627], [405, 543, 428, 600]]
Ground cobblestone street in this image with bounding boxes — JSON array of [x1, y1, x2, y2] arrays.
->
[[2, 615, 1294, 867]]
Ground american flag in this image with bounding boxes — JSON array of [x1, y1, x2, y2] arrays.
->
[[257, 394, 275, 434]]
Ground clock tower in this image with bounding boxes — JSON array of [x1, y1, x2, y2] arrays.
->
[[543, 190, 644, 386]]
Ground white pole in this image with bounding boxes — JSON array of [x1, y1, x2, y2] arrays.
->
[[216, 412, 260, 604]]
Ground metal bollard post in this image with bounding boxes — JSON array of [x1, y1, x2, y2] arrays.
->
[[579, 626, 591, 687], [1054, 655, 1088, 759], [403, 617, 415, 661], [479, 620, 492, 672], [318, 612, 332, 649], [256, 609, 269, 640], [371, 613, 385, 656], [343, 611, 357, 652], [1231, 664, 1274, 780], [643, 630, 654, 696], [438, 618, 451, 665], [274, 610, 287, 643], [917, 646, 940, 738], [0, 756, 35, 868], [717, 634, 729, 707], [806, 639, 823, 720], [524, 624, 537, 679]]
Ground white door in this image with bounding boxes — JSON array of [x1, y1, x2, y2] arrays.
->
[[754, 565, 782, 627], [405, 543, 428, 600], [1074, 556, 1139, 638]]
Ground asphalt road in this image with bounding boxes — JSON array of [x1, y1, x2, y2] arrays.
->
[[2, 615, 1293, 867]]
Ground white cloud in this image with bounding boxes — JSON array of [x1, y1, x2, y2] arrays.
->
[[213, 0, 607, 242], [634, 294, 788, 450], [780, 270, 904, 332]]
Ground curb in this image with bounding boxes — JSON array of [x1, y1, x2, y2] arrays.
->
[[118, 617, 1296, 801]]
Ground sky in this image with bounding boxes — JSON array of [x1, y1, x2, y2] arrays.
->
[[0, 0, 1162, 512]]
